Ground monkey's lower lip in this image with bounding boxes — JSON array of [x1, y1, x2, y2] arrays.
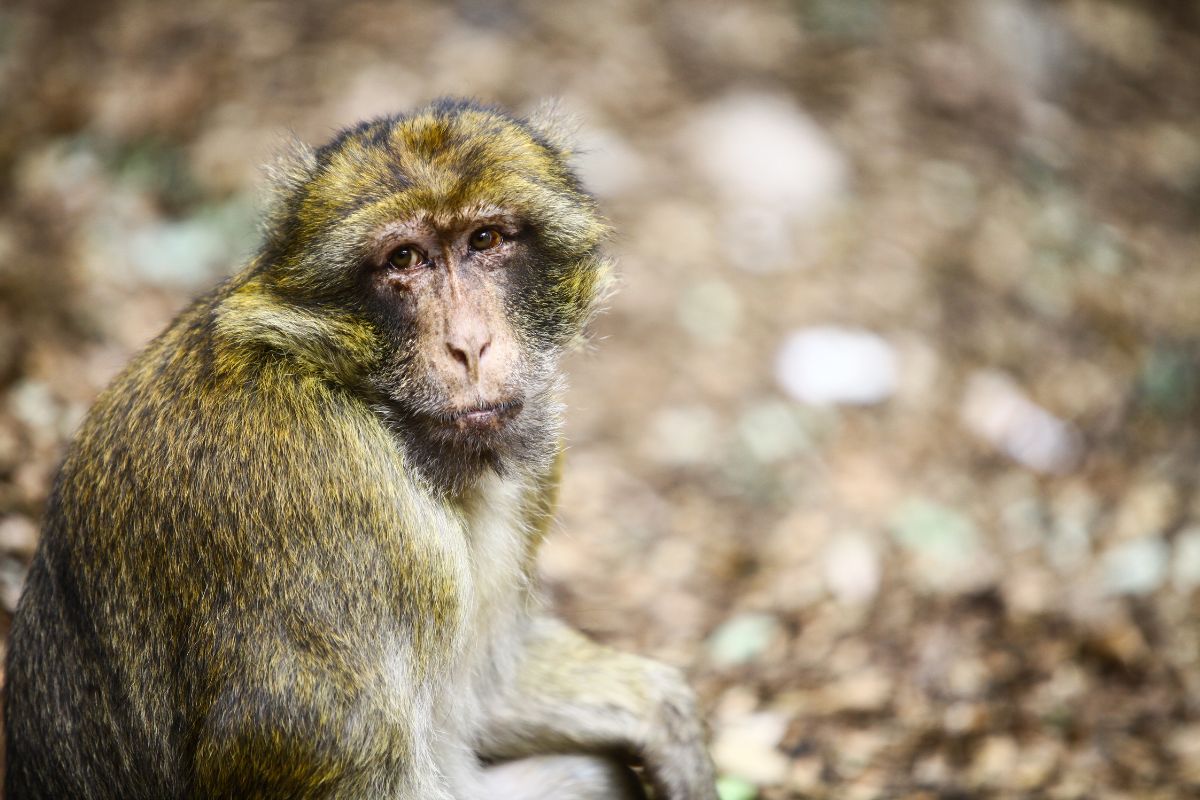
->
[[443, 400, 523, 431]]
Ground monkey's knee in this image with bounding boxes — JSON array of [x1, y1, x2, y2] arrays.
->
[[482, 754, 647, 800]]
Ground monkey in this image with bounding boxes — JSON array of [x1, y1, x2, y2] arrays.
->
[[3, 99, 718, 800]]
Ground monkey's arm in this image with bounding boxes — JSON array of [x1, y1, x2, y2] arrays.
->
[[479, 616, 718, 800], [187, 615, 467, 800]]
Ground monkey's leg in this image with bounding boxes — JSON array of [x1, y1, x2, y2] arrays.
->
[[481, 755, 647, 800], [479, 617, 718, 800]]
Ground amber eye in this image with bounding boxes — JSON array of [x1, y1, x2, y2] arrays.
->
[[468, 228, 503, 251], [387, 246, 425, 271]]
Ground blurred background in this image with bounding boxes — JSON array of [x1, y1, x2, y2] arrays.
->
[[1, 0, 1199, 797]]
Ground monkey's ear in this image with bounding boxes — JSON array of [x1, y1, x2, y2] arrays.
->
[[264, 135, 318, 199], [260, 136, 317, 248], [524, 99, 580, 160]]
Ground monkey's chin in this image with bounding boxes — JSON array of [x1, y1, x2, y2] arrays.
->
[[377, 393, 554, 494], [387, 398, 522, 488]]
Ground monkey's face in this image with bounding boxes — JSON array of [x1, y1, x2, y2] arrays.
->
[[255, 101, 611, 490], [370, 215, 524, 426], [362, 208, 557, 483]]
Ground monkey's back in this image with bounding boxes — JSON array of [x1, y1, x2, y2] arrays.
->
[[4, 289, 457, 799]]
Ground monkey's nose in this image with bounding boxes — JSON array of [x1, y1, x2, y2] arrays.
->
[[447, 335, 491, 381]]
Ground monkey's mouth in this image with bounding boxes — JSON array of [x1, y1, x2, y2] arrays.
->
[[437, 399, 524, 433]]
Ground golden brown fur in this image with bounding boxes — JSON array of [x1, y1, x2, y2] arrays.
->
[[4, 99, 715, 799]]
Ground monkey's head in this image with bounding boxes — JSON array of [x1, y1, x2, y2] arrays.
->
[[219, 99, 612, 492]]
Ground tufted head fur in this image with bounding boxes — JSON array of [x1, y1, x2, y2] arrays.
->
[[218, 98, 613, 493]]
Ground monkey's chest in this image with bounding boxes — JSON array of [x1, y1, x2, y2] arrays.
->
[[456, 474, 532, 638], [438, 474, 534, 719]]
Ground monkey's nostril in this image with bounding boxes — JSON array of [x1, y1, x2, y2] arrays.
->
[[479, 339, 491, 360], [448, 343, 470, 367]]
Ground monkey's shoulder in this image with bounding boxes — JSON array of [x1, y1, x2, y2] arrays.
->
[[53, 304, 406, 547]]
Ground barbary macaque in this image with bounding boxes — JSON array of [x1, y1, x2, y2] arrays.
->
[[4, 99, 717, 800]]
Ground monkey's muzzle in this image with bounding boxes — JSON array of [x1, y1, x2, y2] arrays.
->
[[445, 399, 523, 432]]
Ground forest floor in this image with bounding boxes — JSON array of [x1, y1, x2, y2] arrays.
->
[[1, 1, 1199, 796]]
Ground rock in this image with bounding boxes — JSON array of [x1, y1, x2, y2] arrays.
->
[[944, 701, 989, 734], [8, 380, 60, 435], [685, 92, 846, 218], [1101, 537, 1169, 596], [712, 712, 791, 785], [947, 656, 988, 698], [960, 369, 1081, 474], [681, 91, 847, 271], [1090, 614, 1149, 667], [0, 515, 38, 557], [708, 613, 783, 668], [822, 533, 881, 604], [776, 327, 898, 406], [0, 556, 25, 613], [912, 751, 951, 786], [826, 668, 893, 714], [1014, 737, 1062, 789], [1006, 566, 1055, 615], [970, 736, 1019, 787]]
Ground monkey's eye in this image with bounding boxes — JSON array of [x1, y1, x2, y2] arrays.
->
[[386, 246, 425, 271], [468, 228, 503, 251]]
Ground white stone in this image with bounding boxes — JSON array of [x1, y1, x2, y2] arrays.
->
[[961, 370, 1081, 474], [712, 712, 791, 785], [686, 91, 846, 216], [0, 516, 38, 556], [8, 380, 59, 433], [682, 91, 847, 271], [823, 533, 881, 604], [1102, 537, 1169, 596], [776, 326, 897, 406]]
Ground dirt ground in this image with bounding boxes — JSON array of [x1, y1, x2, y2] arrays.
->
[[1, 1, 1199, 797]]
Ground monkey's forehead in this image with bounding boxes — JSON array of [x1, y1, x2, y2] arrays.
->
[[303, 105, 583, 221]]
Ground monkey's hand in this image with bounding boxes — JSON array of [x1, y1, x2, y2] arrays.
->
[[479, 617, 718, 800]]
